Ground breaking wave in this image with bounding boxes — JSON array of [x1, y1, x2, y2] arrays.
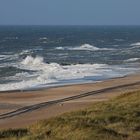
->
[[130, 42, 140, 46], [124, 58, 140, 62], [56, 44, 115, 51], [0, 55, 135, 91], [21, 56, 44, 66], [0, 55, 11, 61]]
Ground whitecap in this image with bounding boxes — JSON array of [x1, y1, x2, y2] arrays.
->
[[0, 55, 138, 91], [112, 45, 120, 47], [124, 58, 140, 62], [114, 39, 124, 41], [5, 37, 18, 40], [21, 56, 44, 66], [0, 54, 13, 61], [56, 47, 64, 50], [39, 37, 48, 40], [69, 44, 101, 51], [56, 44, 115, 51], [130, 42, 140, 46], [0, 56, 109, 91]]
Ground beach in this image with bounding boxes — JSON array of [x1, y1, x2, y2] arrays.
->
[[1, 3, 140, 139], [0, 73, 140, 129]]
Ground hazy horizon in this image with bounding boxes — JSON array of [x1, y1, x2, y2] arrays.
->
[[0, 0, 140, 25], [1, 25, 140, 26]]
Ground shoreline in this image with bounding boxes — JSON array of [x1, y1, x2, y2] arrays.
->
[[0, 73, 140, 129], [0, 72, 132, 93]]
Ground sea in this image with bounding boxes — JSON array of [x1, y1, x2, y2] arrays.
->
[[0, 25, 140, 91]]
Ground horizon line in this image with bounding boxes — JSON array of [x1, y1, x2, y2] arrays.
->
[[0, 24, 140, 26]]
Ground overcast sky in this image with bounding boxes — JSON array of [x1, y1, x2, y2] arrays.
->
[[0, 0, 140, 25]]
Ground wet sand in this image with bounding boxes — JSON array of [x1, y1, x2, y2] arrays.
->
[[0, 73, 140, 129]]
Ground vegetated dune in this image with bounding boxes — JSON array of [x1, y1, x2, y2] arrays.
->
[[0, 90, 140, 140]]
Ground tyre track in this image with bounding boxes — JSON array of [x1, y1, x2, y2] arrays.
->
[[0, 81, 140, 120]]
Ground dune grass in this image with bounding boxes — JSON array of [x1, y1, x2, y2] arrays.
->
[[0, 90, 140, 140]]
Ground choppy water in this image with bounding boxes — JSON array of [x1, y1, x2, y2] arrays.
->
[[0, 25, 140, 91]]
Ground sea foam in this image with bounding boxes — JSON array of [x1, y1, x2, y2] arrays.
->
[[56, 44, 114, 51], [130, 42, 140, 46], [0, 56, 138, 91], [0, 56, 111, 91], [124, 58, 140, 62], [21, 56, 44, 66]]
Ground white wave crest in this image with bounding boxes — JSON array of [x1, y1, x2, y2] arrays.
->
[[56, 47, 64, 50], [69, 44, 101, 51], [124, 58, 140, 62], [130, 42, 140, 46], [0, 54, 14, 61], [56, 44, 114, 51], [0, 55, 138, 91], [19, 47, 43, 55], [114, 39, 124, 41], [21, 56, 44, 66], [0, 55, 110, 91]]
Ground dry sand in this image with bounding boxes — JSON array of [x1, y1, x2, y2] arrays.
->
[[0, 73, 140, 129]]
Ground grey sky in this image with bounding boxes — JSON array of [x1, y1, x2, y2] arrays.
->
[[0, 0, 140, 25]]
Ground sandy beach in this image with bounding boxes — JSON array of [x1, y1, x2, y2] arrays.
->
[[0, 73, 140, 129]]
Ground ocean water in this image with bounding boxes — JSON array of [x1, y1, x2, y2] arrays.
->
[[0, 25, 140, 91]]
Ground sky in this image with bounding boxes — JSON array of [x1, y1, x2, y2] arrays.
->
[[0, 0, 140, 25]]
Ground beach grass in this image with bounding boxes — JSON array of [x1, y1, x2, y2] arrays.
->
[[0, 90, 140, 140]]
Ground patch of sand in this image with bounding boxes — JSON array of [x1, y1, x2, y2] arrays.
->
[[0, 73, 140, 129]]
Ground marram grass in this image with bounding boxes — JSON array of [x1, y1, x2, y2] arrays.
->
[[0, 91, 140, 140]]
